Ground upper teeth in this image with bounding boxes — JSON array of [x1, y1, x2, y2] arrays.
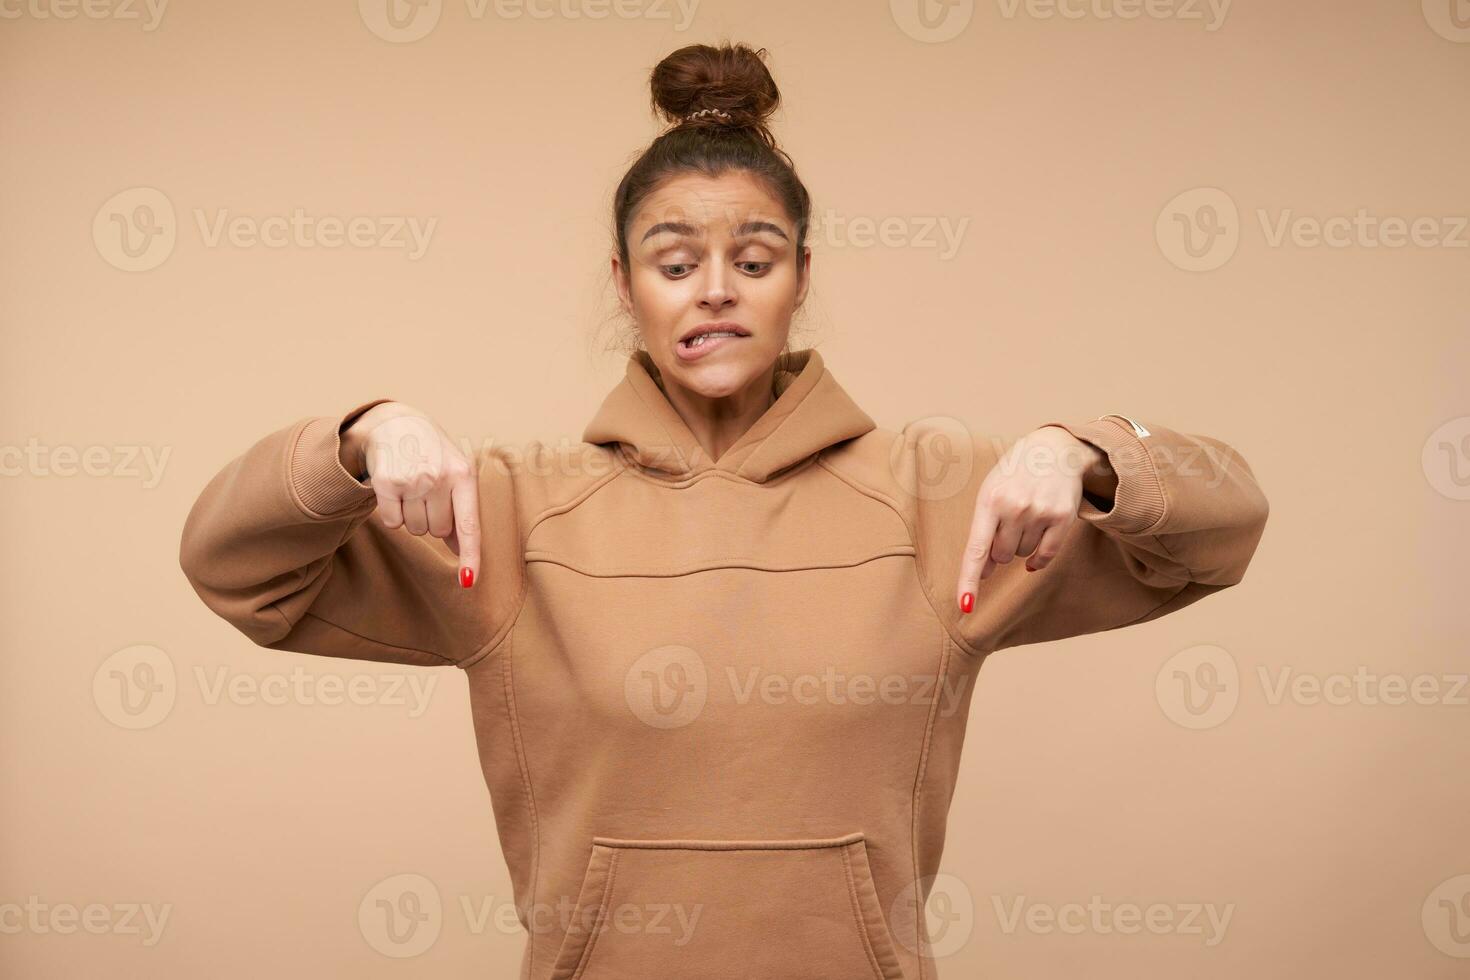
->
[[688, 331, 739, 347]]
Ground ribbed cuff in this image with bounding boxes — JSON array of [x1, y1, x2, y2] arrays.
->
[[1037, 415, 1167, 534], [288, 398, 396, 519]]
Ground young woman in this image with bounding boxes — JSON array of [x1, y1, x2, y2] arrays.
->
[[180, 41, 1269, 980]]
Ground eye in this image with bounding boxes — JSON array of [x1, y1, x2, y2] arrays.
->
[[662, 263, 694, 279], [738, 261, 772, 275]]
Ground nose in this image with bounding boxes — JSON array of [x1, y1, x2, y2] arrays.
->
[[697, 262, 736, 313]]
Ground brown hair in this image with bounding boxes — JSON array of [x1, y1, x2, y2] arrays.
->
[[611, 41, 813, 289]]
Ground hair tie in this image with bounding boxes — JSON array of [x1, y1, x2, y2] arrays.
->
[[683, 108, 733, 124]]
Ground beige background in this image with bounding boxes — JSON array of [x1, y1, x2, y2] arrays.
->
[[3, 0, 1467, 976]]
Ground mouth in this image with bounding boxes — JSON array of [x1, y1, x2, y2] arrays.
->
[[675, 322, 750, 360]]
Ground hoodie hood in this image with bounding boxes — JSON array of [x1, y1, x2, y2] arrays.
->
[[582, 347, 877, 483]]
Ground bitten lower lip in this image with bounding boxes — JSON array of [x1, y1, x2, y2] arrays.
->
[[675, 332, 746, 362]]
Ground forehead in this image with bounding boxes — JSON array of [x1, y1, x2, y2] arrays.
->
[[631, 171, 787, 237]]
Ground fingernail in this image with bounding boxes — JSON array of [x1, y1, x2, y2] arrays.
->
[[960, 592, 974, 614], [460, 567, 474, 589]]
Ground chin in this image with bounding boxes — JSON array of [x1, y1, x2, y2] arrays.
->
[[676, 360, 753, 399]]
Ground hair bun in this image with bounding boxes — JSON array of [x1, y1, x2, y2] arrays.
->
[[650, 42, 781, 137]]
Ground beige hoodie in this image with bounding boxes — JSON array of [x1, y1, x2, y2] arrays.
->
[[179, 347, 1269, 979]]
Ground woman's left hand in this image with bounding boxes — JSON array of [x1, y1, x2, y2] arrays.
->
[[956, 425, 1110, 613]]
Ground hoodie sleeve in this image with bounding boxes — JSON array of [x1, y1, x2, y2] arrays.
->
[[906, 414, 1269, 657], [178, 399, 526, 668]]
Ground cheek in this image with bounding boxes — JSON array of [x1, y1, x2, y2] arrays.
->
[[628, 266, 672, 311]]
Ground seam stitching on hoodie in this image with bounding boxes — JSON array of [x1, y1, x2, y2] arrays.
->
[[525, 462, 627, 537], [625, 371, 702, 478], [817, 457, 990, 660], [521, 548, 914, 578], [501, 635, 541, 979], [1113, 581, 1193, 631], [574, 849, 619, 977], [728, 367, 818, 481], [285, 417, 375, 522], [462, 446, 545, 670], [612, 453, 820, 488], [908, 631, 949, 980], [840, 844, 886, 979], [295, 611, 456, 665]]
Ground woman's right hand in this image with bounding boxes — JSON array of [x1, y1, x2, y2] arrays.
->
[[340, 401, 481, 589]]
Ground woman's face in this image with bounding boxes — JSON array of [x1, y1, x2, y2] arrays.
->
[[614, 170, 810, 399]]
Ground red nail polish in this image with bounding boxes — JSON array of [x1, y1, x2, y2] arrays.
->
[[459, 567, 474, 589], [960, 592, 974, 614]]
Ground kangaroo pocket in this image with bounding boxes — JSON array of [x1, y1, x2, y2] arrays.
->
[[548, 831, 908, 980]]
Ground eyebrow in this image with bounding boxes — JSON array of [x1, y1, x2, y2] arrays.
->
[[639, 220, 790, 243]]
